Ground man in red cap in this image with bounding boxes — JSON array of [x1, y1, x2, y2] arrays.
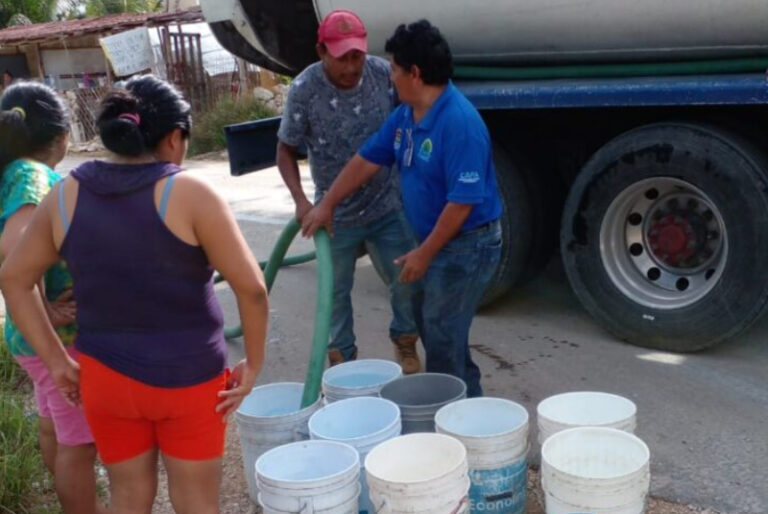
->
[[277, 10, 421, 372]]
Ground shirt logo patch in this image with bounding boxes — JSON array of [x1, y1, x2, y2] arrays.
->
[[394, 128, 403, 150], [418, 138, 433, 162], [458, 171, 481, 184]]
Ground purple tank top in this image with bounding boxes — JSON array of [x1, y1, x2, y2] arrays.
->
[[60, 160, 226, 388]]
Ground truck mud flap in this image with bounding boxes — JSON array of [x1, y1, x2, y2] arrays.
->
[[225, 117, 307, 176]]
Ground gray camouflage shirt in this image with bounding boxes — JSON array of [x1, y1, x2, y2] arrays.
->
[[278, 56, 401, 227]]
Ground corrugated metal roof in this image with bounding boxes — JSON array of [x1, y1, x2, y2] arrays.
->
[[0, 7, 204, 45]]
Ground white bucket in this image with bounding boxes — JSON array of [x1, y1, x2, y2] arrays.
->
[[435, 398, 530, 514], [322, 359, 402, 403], [537, 391, 637, 444], [541, 427, 650, 514], [309, 397, 402, 514], [365, 433, 470, 514], [236, 382, 322, 502], [256, 440, 361, 514]]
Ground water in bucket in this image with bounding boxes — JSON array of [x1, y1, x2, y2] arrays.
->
[[379, 373, 467, 433], [323, 360, 402, 403], [236, 382, 322, 502], [309, 397, 402, 514], [256, 440, 361, 514], [436, 398, 530, 514], [541, 427, 650, 514]]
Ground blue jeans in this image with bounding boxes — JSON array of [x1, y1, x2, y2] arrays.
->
[[414, 220, 502, 397], [329, 210, 419, 360]]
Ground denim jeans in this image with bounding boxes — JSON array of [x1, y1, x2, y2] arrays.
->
[[329, 210, 419, 360], [414, 220, 502, 397]]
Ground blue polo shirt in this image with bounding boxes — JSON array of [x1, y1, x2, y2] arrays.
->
[[360, 82, 502, 240]]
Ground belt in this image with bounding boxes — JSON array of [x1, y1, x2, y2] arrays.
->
[[461, 218, 500, 235]]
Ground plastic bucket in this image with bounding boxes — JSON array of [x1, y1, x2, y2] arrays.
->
[[236, 382, 322, 502], [379, 373, 467, 433], [256, 440, 361, 514], [541, 427, 650, 514], [309, 397, 402, 514], [537, 391, 637, 444], [322, 360, 402, 403], [365, 433, 470, 514], [436, 398, 530, 514]]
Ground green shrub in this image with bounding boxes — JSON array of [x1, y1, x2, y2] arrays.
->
[[0, 391, 48, 512], [188, 95, 276, 157], [0, 335, 59, 513], [0, 338, 25, 392]]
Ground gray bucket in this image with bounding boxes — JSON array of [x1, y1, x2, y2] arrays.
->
[[379, 373, 467, 434]]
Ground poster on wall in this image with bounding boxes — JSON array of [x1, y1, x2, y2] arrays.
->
[[100, 27, 154, 77]]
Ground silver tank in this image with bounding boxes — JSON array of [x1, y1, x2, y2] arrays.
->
[[203, 0, 768, 75], [315, 0, 768, 64]]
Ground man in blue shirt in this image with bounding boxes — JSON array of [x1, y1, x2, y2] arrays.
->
[[303, 20, 502, 396]]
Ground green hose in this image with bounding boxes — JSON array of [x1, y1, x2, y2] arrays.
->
[[214, 251, 316, 285], [221, 219, 332, 408], [454, 57, 768, 81]]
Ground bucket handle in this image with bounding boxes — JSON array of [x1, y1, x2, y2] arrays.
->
[[375, 496, 467, 514], [298, 497, 314, 514], [373, 499, 387, 514], [294, 425, 310, 440], [450, 496, 468, 514]]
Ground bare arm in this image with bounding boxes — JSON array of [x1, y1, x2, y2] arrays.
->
[[0, 196, 80, 403], [185, 177, 269, 419], [0, 204, 35, 261], [277, 141, 313, 222], [0, 204, 76, 327], [395, 203, 474, 283], [300, 154, 381, 237]]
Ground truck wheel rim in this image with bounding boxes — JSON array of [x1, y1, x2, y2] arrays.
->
[[600, 177, 727, 310]]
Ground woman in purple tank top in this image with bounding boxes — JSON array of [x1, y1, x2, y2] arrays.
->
[[1, 75, 269, 513]]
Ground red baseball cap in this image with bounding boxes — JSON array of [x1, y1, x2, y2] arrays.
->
[[317, 10, 368, 58]]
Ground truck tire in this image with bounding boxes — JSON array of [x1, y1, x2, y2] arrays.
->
[[561, 123, 768, 351], [481, 143, 534, 305], [517, 151, 563, 283]]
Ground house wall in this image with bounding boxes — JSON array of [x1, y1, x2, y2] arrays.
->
[[42, 48, 107, 89]]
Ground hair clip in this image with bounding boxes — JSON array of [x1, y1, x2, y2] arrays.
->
[[10, 106, 26, 120], [118, 113, 141, 125]]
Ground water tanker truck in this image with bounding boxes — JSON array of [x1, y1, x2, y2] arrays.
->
[[202, 0, 768, 352]]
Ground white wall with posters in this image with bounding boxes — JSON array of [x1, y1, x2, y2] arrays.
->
[[41, 48, 107, 89]]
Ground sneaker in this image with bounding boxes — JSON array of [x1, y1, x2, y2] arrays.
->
[[327, 348, 357, 367], [392, 335, 421, 375]]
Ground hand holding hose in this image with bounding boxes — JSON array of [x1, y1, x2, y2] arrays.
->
[[301, 201, 334, 238]]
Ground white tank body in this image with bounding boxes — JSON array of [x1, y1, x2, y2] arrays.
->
[[314, 0, 768, 64]]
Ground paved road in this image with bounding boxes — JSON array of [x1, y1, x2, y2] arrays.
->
[[47, 156, 768, 513]]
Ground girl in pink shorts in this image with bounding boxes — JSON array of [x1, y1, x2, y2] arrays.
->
[[0, 82, 104, 514]]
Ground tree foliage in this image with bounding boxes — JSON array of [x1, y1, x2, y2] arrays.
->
[[0, 0, 57, 28], [85, 0, 163, 16], [57, 0, 163, 20]]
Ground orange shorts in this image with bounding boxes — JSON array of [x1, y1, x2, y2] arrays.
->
[[79, 353, 227, 464]]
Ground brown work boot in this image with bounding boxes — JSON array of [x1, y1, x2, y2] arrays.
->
[[392, 335, 421, 375], [327, 348, 357, 367]]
